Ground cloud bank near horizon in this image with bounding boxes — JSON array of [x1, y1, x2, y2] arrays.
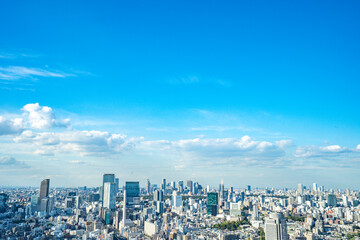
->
[[0, 103, 359, 175]]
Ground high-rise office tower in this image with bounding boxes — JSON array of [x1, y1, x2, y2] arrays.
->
[[207, 192, 218, 216], [193, 182, 199, 195], [115, 178, 119, 192], [327, 194, 337, 207], [219, 180, 225, 203], [252, 205, 259, 221], [265, 213, 288, 240], [153, 189, 164, 202], [39, 179, 50, 204], [146, 179, 151, 194], [240, 191, 245, 202], [102, 174, 115, 201], [156, 201, 165, 214], [172, 191, 182, 207], [171, 181, 176, 189], [343, 195, 349, 207], [346, 188, 350, 196], [298, 183, 304, 195], [122, 190, 127, 227], [125, 181, 140, 206], [187, 180, 193, 193], [247, 185, 251, 192], [313, 183, 318, 192], [161, 179, 166, 191], [40, 197, 54, 214], [103, 182, 117, 210], [178, 180, 184, 193]]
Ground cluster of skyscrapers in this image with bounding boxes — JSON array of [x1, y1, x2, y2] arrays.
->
[[1, 177, 360, 239]]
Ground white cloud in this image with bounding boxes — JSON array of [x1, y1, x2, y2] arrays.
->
[[0, 66, 74, 80], [140, 135, 289, 168], [0, 116, 24, 135], [0, 103, 70, 135], [295, 145, 351, 158], [22, 103, 70, 129], [14, 130, 142, 156], [275, 139, 293, 148], [0, 156, 29, 168], [70, 160, 86, 164]]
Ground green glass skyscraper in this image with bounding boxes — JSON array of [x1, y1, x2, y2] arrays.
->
[[207, 192, 218, 216]]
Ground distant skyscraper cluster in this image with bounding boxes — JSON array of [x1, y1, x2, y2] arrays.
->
[[2, 176, 359, 239]]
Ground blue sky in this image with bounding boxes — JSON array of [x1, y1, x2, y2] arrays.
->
[[0, 0, 359, 189]]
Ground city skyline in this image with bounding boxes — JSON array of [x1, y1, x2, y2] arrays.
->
[[1, 1, 360, 188]]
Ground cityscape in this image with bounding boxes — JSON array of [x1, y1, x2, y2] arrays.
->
[[1, 175, 360, 239], [1, 0, 360, 239]]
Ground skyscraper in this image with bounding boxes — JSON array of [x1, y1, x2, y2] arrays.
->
[[252, 205, 259, 221], [115, 178, 119, 192], [327, 194, 337, 207], [298, 183, 304, 195], [193, 182, 199, 195], [103, 182, 117, 210], [146, 179, 151, 194], [219, 179, 225, 204], [102, 174, 115, 201], [153, 189, 164, 202], [39, 179, 50, 204], [178, 180, 184, 193], [187, 180, 193, 193], [122, 189, 128, 227], [161, 178, 166, 191], [172, 191, 182, 207], [125, 181, 140, 206], [207, 192, 218, 216], [265, 213, 288, 240], [313, 183, 318, 192]]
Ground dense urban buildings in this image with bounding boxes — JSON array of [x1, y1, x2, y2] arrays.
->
[[1, 177, 360, 239]]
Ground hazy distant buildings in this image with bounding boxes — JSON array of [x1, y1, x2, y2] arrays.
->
[[161, 179, 166, 191], [187, 180, 193, 193], [178, 180, 184, 193], [146, 179, 151, 194], [265, 213, 288, 240], [313, 183, 318, 192]]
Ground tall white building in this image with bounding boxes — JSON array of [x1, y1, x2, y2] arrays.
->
[[298, 184, 304, 195], [103, 182, 116, 210], [252, 204, 259, 221], [313, 183, 317, 192], [265, 213, 288, 240], [172, 191, 182, 207]]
